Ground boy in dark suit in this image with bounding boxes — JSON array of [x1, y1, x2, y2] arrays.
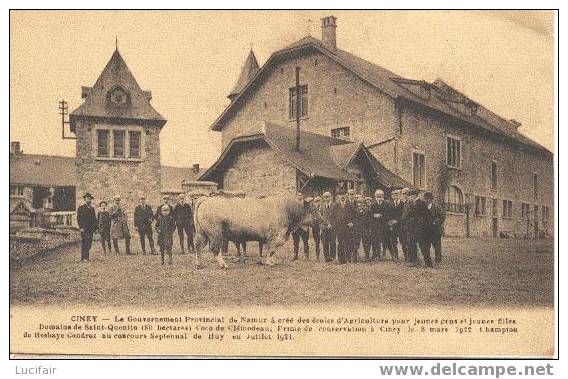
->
[[97, 200, 111, 254], [156, 205, 176, 265]]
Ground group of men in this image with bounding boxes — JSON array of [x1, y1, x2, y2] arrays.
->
[[292, 187, 445, 268], [76, 193, 197, 265]]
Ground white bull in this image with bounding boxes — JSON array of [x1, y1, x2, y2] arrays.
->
[[193, 196, 312, 269]]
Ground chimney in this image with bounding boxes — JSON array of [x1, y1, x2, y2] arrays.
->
[[509, 119, 522, 129], [321, 16, 337, 50], [10, 141, 22, 158], [192, 164, 200, 174]]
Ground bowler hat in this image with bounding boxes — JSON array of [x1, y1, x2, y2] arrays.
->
[[99, 200, 107, 206], [83, 192, 94, 199]]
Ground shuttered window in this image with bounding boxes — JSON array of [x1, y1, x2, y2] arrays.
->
[[412, 152, 425, 188], [289, 85, 308, 119], [446, 136, 461, 168]]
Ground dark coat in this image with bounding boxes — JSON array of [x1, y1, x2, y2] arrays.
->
[[391, 199, 405, 221], [428, 202, 445, 237], [134, 204, 154, 230], [156, 214, 177, 249], [333, 201, 355, 236], [369, 200, 394, 232], [412, 198, 431, 240], [77, 204, 97, 233], [173, 202, 193, 227], [97, 210, 111, 236], [353, 206, 372, 237]]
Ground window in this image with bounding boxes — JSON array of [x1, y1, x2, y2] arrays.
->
[[446, 136, 461, 169], [129, 131, 141, 158], [521, 203, 530, 219], [542, 206, 550, 223], [474, 196, 486, 216], [97, 129, 110, 157], [491, 162, 497, 190], [10, 185, 24, 196], [412, 151, 426, 188], [492, 198, 498, 217], [502, 200, 513, 218], [113, 130, 125, 157], [533, 173, 538, 199], [445, 185, 465, 213], [331, 127, 350, 140], [289, 85, 308, 119]]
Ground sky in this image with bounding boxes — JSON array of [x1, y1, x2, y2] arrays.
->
[[10, 10, 555, 168]]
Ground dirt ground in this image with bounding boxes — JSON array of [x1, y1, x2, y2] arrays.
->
[[10, 236, 554, 308]]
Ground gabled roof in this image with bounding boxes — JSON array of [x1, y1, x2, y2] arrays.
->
[[228, 50, 260, 99], [70, 50, 166, 127], [211, 35, 551, 158], [199, 121, 409, 187], [10, 154, 76, 187]]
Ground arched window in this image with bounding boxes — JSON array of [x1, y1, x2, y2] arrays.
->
[[445, 185, 465, 213]]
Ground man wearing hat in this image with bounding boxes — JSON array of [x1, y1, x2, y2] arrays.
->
[[320, 192, 336, 262], [77, 192, 97, 262], [109, 195, 132, 255], [389, 188, 406, 260], [423, 191, 445, 264], [134, 195, 156, 255], [400, 188, 420, 263], [97, 200, 112, 254], [335, 192, 355, 264], [291, 192, 310, 260]]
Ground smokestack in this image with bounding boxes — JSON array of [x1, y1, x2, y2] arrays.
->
[[192, 163, 200, 174], [321, 16, 337, 50], [10, 141, 22, 158]]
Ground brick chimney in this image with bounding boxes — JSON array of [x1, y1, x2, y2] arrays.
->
[[321, 16, 337, 50], [10, 141, 22, 158]]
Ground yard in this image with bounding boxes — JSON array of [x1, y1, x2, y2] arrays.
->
[[10, 237, 554, 308]]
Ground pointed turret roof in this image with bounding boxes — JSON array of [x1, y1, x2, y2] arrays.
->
[[227, 50, 260, 100], [70, 49, 166, 128]]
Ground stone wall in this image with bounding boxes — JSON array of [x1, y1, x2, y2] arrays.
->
[[222, 143, 296, 197], [220, 50, 398, 153], [10, 227, 80, 264], [74, 121, 162, 222], [396, 104, 554, 238]]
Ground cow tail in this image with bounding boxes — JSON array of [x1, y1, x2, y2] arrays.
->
[[193, 199, 208, 252]]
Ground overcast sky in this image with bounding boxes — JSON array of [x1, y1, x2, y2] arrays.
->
[[10, 10, 554, 167]]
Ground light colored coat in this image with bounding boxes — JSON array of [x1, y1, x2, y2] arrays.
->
[[108, 203, 131, 240]]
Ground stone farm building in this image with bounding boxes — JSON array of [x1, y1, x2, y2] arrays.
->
[[200, 16, 554, 238]]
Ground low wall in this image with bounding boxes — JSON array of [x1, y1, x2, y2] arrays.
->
[[10, 227, 81, 264]]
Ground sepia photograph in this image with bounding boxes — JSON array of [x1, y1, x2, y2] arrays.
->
[[8, 9, 556, 359]]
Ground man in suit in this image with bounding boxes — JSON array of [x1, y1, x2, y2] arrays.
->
[[414, 191, 434, 268], [424, 191, 445, 264], [389, 189, 406, 260], [77, 192, 97, 262], [109, 195, 132, 255], [353, 197, 372, 262], [174, 193, 194, 255], [97, 201, 112, 254], [134, 195, 155, 255], [401, 188, 420, 264], [369, 189, 396, 261], [292, 192, 310, 260], [320, 192, 336, 262], [335, 192, 355, 264], [311, 196, 323, 261], [346, 189, 358, 261]]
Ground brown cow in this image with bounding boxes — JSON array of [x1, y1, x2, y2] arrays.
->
[[193, 196, 312, 269]]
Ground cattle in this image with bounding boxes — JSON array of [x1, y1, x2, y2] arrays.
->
[[193, 196, 313, 269]]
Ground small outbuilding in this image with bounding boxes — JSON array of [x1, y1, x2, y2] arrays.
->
[[199, 121, 409, 197]]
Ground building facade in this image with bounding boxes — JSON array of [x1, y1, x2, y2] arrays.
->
[[69, 49, 167, 215], [207, 16, 554, 238]]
